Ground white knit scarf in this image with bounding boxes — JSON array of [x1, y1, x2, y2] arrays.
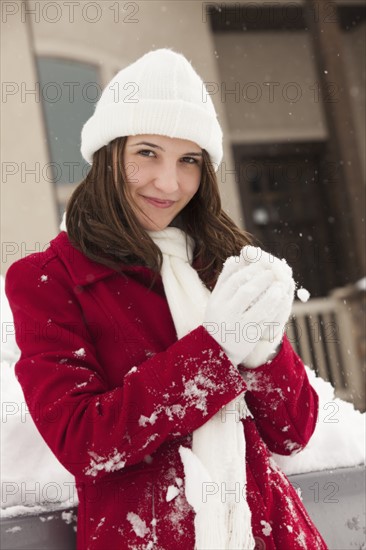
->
[[147, 226, 255, 550]]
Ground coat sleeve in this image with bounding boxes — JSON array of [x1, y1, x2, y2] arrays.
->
[[5, 257, 247, 481], [239, 334, 319, 455]]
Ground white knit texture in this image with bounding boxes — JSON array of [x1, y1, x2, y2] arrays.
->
[[80, 49, 223, 171]]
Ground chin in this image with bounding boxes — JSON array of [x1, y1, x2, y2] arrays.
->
[[142, 220, 172, 232]]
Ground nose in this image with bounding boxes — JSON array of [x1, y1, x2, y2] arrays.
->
[[153, 162, 179, 195]]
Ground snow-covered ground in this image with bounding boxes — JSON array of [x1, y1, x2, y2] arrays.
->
[[1, 275, 77, 516], [1, 274, 365, 518]]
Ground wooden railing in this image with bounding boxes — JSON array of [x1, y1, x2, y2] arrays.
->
[[286, 291, 365, 412]]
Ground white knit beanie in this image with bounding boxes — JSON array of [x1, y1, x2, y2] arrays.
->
[[80, 48, 223, 171]]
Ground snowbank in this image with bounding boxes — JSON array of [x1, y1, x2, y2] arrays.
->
[[272, 366, 365, 474], [1, 274, 365, 518], [1, 276, 77, 516]]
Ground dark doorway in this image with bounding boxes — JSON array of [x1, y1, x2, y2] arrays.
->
[[232, 142, 344, 297]]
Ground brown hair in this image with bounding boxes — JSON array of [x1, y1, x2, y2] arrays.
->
[[65, 136, 254, 290]]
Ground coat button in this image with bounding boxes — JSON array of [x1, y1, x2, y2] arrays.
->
[[254, 537, 266, 550]]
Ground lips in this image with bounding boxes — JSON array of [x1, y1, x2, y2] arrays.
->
[[142, 196, 176, 208]]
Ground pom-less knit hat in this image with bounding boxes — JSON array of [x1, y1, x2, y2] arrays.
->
[[80, 48, 223, 171]]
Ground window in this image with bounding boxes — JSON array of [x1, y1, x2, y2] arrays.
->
[[36, 57, 101, 219]]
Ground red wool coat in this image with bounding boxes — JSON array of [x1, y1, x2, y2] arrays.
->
[[5, 230, 327, 550]]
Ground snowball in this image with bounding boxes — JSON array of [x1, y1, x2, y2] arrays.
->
[[296, 287, 310, 302]]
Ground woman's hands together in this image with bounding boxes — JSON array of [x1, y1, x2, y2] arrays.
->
[[203, 246, 296, 368]]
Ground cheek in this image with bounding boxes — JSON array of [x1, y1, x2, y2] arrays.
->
[[188, 176, 201, 198], [124, 160, 148, 189]]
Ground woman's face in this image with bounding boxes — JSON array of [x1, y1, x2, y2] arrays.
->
[[122, 134, 203, 231]]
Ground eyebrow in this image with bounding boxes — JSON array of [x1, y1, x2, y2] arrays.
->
[[129, 141, 203, 157]]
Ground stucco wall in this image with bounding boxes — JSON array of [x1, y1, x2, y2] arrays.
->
[[1, 0, 242, 274]]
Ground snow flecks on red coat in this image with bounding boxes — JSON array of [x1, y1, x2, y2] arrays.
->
[[84, 448, 127, 478], [4, 231, 328, 550]]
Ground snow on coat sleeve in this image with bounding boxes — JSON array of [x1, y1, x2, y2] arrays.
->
[[5, 257, 247, 481], [239, 335, 319, 456]]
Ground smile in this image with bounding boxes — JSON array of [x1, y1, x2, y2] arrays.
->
[[142, 196, 176, 209]]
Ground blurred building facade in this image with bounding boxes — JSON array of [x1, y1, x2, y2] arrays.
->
[[1, 0, 365, 408]]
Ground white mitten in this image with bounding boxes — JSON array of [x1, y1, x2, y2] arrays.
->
[[203, 255, 288, 366], [238, 246, 296, 368]]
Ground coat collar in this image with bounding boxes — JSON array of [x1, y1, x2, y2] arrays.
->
[[50, 231, 157, 287]]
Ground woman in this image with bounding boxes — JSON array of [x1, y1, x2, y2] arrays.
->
[[5, 49, 327, 550]]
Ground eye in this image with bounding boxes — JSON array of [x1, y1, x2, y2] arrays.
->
[[181, 156, 199, 165], [137, 149, 155, 157]]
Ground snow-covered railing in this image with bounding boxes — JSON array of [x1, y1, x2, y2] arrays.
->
[[286, 294, 365, 411]]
